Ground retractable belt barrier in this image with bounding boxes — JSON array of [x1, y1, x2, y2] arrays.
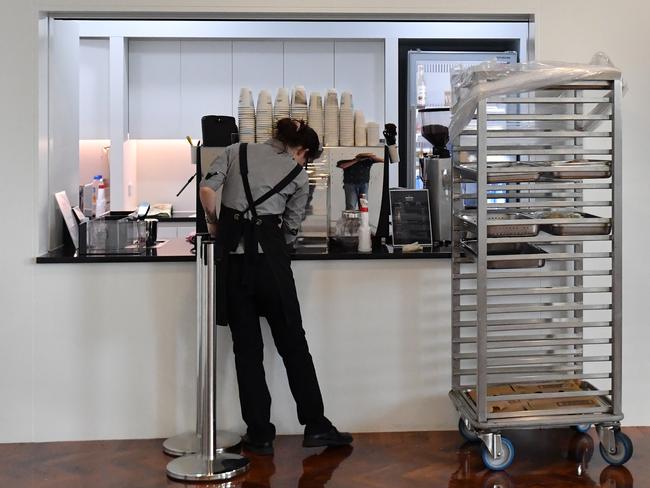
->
[[166, 237, 250, 482]]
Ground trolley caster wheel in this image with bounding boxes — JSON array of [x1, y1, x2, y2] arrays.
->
[[599, 465, 634, 488], [572, 423, 592, 434], [458, 418, 480, 443], [481, 437, 515, 471], [599, 431, 633, 466]]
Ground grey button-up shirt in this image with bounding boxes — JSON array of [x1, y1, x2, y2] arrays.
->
[[200, 139, 308, 244]]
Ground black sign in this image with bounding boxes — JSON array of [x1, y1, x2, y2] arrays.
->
[[389, 189, 432, 246]]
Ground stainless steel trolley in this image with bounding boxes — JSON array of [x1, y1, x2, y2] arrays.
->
[[449, 73, 632, 470]]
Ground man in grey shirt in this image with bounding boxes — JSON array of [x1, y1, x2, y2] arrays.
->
[[200, 138, 309, 249], [199, 119, 353, 456]]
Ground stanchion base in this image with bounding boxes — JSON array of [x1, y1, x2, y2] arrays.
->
[[163, 432, 199, 457], [163, 431, 242, 456], [166, 453, 250, 482]]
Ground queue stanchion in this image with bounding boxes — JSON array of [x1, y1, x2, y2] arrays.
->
[[167, 239, 250, 481], [163, 234, 242, 456]]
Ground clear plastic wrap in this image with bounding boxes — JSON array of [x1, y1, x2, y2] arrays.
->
[[449, 52, 623, 141]]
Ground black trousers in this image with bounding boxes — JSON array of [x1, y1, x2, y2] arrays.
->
[[225, 254, 332, 441]]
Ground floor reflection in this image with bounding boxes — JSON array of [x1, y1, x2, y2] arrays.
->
[[298, 445, 354, 487], [448, 431, 634, 488], [241, 453, 276, 488], [220, 445, 353, 488], [600, 466, 634, 488]]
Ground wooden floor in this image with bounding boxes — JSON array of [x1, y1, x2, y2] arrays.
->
[[1, 428, 646, 487]]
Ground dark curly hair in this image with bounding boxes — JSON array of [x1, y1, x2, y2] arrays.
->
[[274, 118, 322, 163]]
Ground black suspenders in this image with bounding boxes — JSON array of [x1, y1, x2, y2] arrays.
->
[[238, 143, 302, 219]]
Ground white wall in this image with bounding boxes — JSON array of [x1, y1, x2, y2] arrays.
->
[[79, 38, 109, 139], [48, 19, 80, 250], [79, 140, 109, 186], [1, 0, 650, 443], [127, 38, 385, 139], [135, 139, 196, 212], [27, 259, 451, 442]]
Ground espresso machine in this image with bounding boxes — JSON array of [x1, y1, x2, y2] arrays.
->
[[419, 108, 452, 245]]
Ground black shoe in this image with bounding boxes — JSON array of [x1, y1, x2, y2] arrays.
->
[[241, 434, 274, 455], [303, 427, 353, 448]]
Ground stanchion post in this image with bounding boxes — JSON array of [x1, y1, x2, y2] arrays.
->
[[163, 235, 241, 457], [166, 240, 250, 482]]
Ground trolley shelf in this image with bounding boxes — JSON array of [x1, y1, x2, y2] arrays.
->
[[486, 96, 612, 104], [453, 335, 611, 345], [466, 251, 612, 260], [454, 303, 611, 314], [454, 286, 611, 296], [454, 146, 611, 156], [453, 318, 612, 327], [461, 130, 612, 138], [455, 322, 612, 332], [484, 356, 613, 366], [484, 235, 612, 244], [483, 114, 611, 121], [483, 201, 612, 208], [453, 349, 612, 360]]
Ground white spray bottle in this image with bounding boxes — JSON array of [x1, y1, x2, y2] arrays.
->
[[357, 194, 372, 253]]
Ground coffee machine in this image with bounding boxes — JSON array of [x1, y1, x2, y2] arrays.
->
[[419, 108, 452, 245]]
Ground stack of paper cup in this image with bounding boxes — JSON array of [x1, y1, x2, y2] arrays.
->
[[274, 88, 290, 126], [324, 89, 339, 147], [339, 92, 354, 147], [290, 85, 308, 122], [366, 122, 380, 147], [354, 110, 366, 147], [255, 90, 273, 143], [308, 92, 324, 143], [238, 87, 256, 143]]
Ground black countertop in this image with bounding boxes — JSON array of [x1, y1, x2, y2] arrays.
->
[[36, 238, 197, 263], [107, 210, 196, 223], [36, 238, 451, 264]]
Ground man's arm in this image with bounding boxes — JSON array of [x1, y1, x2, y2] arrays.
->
[[336, 158, 360, 170], [281, 177, 309, 247], [355, 152, 384, 163], [199, 187, 219, 236], [199, 145, 233, 236]]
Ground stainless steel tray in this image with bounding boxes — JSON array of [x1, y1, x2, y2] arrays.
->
[[459, 212, 539, 238], [456, 163, 541, 183], [533, 211, 612, 236], [462, 241, 547, 269], [542, 159, 612, 179]]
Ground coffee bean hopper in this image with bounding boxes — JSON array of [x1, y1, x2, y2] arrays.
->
[[419, 107, 452, 245]]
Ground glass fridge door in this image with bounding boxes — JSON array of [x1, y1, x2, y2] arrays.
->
[[406, 51, 518, 189]]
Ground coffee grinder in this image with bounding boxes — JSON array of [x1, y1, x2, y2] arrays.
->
[[419, 107, 452, 246]]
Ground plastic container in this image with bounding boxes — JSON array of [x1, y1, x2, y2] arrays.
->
[[91, 175, 103, 216], [84, 218, 145, 255], [95, 183, 107, 217], [416, 64, 427, 108]]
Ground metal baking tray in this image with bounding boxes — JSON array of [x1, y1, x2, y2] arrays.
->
[[543, 159, 611, 179], [462, 241, 547, 269], [533, 211, 612, 236], [458, 212, 539, 238], [456, 163, 541, 183]]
